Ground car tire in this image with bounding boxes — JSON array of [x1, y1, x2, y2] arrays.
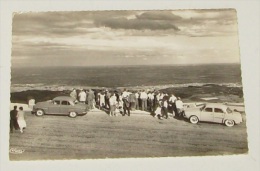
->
[[224, 119, 235, 127], [69, 111, 77, 118], [189, 116, 199, 124], [35, 109, 45, 116]]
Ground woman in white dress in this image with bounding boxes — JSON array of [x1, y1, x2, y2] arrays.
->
[[99, 91, 106, 108], [17, 107, 26, 133]]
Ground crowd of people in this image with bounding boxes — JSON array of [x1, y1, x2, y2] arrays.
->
[[69, 88, 185, 119], [9, 88, 185, 134]]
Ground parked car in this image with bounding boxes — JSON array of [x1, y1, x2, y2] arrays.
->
[[183, 103, 243, 127], [32, 96, 88, 118]]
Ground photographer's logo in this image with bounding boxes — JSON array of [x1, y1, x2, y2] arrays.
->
[[9, 148, 25, 154]]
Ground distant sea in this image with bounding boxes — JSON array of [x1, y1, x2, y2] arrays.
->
[[11, 64, 243, 90]]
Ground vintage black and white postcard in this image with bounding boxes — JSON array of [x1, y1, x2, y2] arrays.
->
[[0, 1, 259, 171]]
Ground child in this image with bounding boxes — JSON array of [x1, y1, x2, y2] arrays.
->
[[117, 98, 124, 115], [154, 101, 162, 119]]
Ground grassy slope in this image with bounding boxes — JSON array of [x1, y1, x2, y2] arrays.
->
[[9, 110, 248, 160]]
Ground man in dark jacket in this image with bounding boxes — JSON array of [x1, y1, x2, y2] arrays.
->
[[123, 96, 131, 116], [10, 106, 19, 133], [128, 92, 136, 110]]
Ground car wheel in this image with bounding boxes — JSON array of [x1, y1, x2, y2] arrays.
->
[[224, 119, 235, 127], [36, 109, 45, 116], [69, 112, 77, 118], [189, 116, 199, 124]]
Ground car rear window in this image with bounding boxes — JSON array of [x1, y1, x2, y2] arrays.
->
[[61, 101, 70, 105], [215, 108, 224, 113]]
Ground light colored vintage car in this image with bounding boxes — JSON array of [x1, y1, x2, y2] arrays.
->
[[183, 103, 243, 127], [32, 96, 88, 118]]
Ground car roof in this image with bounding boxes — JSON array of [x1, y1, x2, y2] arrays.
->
[[53, 96, 75, 101], [205, 103, 228, 109]]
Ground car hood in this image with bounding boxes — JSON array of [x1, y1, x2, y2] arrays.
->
[[230, 111, 242, 117]]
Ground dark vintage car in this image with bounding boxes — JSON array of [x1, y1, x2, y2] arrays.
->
[[183, 103, 243, 127], [32, 96, 88, 118]]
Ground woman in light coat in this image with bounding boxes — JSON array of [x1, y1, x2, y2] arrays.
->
[[17, 107, 26, 133]]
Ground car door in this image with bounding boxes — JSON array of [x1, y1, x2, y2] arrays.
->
[[213, 108, 225, 123], [60, 100, 73, 114], [48, 100, 61, 114], [200, 107, 214, 122]]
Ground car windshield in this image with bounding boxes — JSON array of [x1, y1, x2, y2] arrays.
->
[[69, 101, 76, 106], [200, 105, 206, 111], [226, 107, 232, 113]]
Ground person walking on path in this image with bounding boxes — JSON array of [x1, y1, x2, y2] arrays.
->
[[17, 107, 26, 133], [10, 106, 19, 133]]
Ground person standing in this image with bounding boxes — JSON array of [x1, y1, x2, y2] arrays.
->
[[122, 89, 130, 99], [70, 88, 77, 100], [135, 91, 140, 110], [128, 91, 136, 110], [161, 98, 169, 119], [140, 90, 148, 111], [117, 95, 124, 115], [78, 89, 87, 104], [169, 93, 177, 116], [99, 90, 106, 108], [123, 95, 131, 116], [10, 106, 19, 133], [105, 90, 111, 110], [17, 107, 26, 133], [176, 97, 184, 118], [87, 89, 95, 109], [109, 92, 117, 116], [148, 91, 155, 112]]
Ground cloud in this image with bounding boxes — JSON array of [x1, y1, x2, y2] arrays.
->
[[12, 10, 237, 39], [11, 10, 240, 67], [136, 11, 182, 21], [92, 11, 181, 31], [12, 11, 136, 37], [94, 17, 180, 31]]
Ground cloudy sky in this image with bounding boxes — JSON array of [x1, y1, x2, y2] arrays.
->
[[12, 9, 240, 67]]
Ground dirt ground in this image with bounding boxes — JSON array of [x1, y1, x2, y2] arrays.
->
[[9, 110, 248, 160]]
